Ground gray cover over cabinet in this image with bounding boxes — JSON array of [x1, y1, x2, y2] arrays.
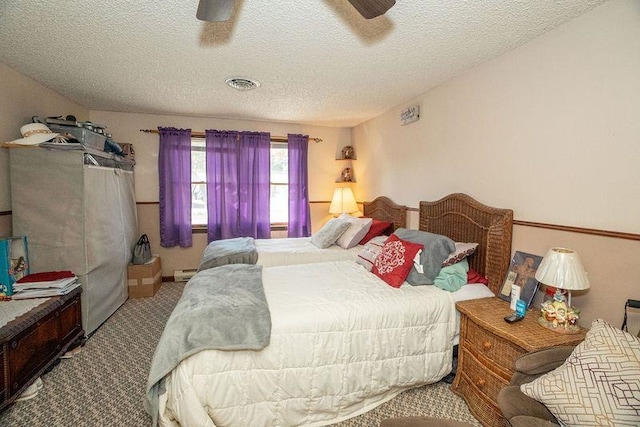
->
[[10, 148, 138, 335]]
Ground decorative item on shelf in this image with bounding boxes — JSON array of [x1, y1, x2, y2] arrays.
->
[[535, 248, 590, 334], [329, 187, 358, 215], [340, 167, 354, 182], [341, 145, 355, 159]]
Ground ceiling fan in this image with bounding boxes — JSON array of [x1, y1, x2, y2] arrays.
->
[[197, 0, 396, 22]]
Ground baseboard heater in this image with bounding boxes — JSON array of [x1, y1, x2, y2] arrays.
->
[[173, 269, 197, 282]]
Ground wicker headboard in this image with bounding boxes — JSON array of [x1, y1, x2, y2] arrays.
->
[[362, 196, 407, 231], [419, 193, 513, 295]]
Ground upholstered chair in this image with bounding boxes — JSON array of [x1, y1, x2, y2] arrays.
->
[[497, 346, 576, 427]]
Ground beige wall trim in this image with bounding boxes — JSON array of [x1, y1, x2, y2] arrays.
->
[[514, 220, 640, 241], [135, 201, 639, 240], [407, 205, 639, 241]]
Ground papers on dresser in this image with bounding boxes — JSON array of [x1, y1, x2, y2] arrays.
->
[[13, 271, 81, 299]]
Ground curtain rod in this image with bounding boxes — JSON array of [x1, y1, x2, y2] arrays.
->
[[139, 129, 322, 143]]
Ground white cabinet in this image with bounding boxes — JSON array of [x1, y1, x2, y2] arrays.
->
[[10, 148, 138, 335]]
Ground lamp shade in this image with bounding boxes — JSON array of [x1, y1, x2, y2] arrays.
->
[[329, 187, 358, 215], [534, 248, 590, 291]]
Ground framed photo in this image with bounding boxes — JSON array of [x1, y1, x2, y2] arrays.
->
[[499, 251, 543, 308]]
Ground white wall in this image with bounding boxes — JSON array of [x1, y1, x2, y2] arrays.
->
[[353, 0, 640, 330], [354, 0, 640, 234]]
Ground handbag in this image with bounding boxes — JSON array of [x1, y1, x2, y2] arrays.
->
[[132, 234, 152, 265]]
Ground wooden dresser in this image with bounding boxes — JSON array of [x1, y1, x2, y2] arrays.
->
[[452, 297, 586, 427], [0, 287, 83, 410]]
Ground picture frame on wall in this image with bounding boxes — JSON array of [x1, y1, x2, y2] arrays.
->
[[499, 251, 544, 308]]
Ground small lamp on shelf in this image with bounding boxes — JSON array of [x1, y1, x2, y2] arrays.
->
[[535, 248, 590, 334], [329, 187, 358, 216]]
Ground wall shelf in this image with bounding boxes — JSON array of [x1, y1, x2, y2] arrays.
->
[[336, 146, 356, 183]]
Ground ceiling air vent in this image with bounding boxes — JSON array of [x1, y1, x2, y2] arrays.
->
[[225, 76, 261, 91]]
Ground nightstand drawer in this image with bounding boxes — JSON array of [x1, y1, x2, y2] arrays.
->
[[455, 371, 508, 427], [464, 319, 524, 379], [459, 347, 509, 403]]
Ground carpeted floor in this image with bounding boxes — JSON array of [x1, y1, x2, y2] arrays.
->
[[0, 282, 481, 427]]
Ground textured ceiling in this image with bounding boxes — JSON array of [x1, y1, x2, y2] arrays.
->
[[0, 0, 607, 127]]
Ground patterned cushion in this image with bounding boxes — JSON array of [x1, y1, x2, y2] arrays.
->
[[355, 235, 387, 271], [335, 215, 373, 249], [310, 218, 350, 249], [372, 234, 423, 288], [442, 242, 479, 267], [521, 319, 640, 426]]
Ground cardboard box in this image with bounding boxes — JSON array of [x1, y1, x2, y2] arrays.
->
[[128, 255, 161, 298]]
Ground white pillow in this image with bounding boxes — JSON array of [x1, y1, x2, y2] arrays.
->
[[310, 218, 351, 249], [336, 216, 373, 249]]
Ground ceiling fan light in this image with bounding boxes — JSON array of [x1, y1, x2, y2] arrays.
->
[[196, 0, 234, 22], [347, 0, 396, 19]]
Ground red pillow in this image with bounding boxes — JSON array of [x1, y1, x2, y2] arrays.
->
[[467, 268, 489, 286], [372, 234, 423, 288], [359, 219, 393, 244]]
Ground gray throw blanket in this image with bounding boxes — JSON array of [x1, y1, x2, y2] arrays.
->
[[145, 264, 271, 426], [197, 236, 258, 271]]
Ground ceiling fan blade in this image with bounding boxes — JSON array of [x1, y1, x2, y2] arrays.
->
[[196, 0, 235, 22], [347, 0, 395, 19]]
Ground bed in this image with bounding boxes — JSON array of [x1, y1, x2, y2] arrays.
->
[[147, 193, 513, 427], [199, 196, 407, 269]]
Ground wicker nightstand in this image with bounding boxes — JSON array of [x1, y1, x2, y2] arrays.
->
[[451, 297, 586, 427]]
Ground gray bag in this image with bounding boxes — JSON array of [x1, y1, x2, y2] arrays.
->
[[132, 234, 152, 265]]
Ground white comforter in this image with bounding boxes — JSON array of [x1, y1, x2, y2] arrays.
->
[[256, 237, 362, 267], [157, 261, 457, 427]]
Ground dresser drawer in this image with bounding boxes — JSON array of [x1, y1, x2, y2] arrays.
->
[[463, 318, 525, 379], [459, 347, 509, 403], [7, 311, 60, 394]]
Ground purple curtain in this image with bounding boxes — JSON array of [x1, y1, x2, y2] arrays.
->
[[287, 134, 311, 237], [158, 127, 192, 247], [205, 130, 271, 241]]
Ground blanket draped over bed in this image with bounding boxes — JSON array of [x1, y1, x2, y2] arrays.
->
[[197, 237, 258, 271], [145, 264, 271, 426]]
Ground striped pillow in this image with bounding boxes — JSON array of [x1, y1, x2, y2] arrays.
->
[[355, 236, 387, 271]]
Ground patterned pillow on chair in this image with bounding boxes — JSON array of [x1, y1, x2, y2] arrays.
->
[[520, 319, 640, 426]]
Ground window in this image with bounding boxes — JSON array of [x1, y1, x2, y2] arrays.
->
[[269, 142, 288, 224], [191, 138, 207, 225], [190, 138, 289, 226]]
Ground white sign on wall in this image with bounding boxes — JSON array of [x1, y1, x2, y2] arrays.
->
[[400, 105, 420, 125]]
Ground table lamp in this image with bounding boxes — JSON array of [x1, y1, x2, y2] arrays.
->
[[329, 187, 358, 215], [535, 248, 590, 333]]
